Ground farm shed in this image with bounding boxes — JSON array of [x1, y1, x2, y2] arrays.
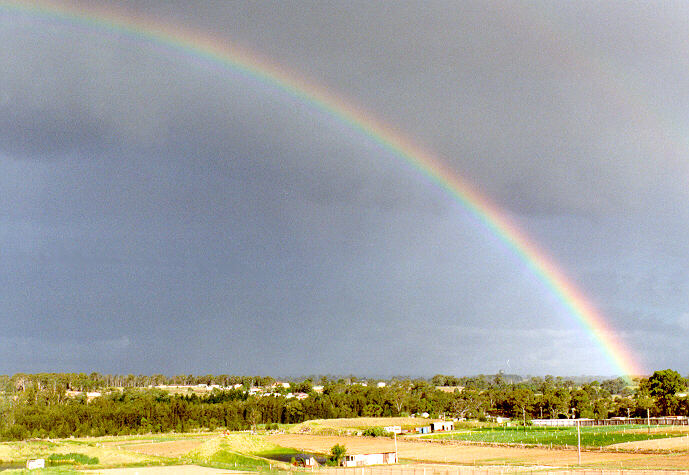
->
[[343, 452, 397, 467], [417, 426, 431, 434], [431, 421, 454, 432], [293, 454, 318, 467]]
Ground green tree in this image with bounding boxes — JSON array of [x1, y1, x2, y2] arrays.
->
[[330, 443, 347, 466], [645, 369, 685, 415]]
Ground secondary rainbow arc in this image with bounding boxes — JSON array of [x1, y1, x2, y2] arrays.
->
[[0, 0, 645, 377]]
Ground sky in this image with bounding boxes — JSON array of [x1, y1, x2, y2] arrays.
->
[[1, 0, 689, 377]]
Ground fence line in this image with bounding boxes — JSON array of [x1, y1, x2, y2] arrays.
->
[[315, 468, 689, 475]]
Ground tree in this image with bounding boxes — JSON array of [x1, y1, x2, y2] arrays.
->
[[329, 443, 347, 466], [570, 389, 593, 419], [645, 369, 685, 415]]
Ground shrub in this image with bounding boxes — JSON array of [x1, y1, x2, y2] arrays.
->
[[362, 427, 388, 437], [47, 453, 99, 465]]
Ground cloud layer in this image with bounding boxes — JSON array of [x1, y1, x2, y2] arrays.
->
[[1, 1, 688, 376]]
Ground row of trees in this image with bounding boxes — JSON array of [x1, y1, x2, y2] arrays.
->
[[0, 370, 687, 441]]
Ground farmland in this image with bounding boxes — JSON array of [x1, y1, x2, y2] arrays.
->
[[2, 426, 689, 473], [424, 424, 689, 447], [269, 432, 689, 470]]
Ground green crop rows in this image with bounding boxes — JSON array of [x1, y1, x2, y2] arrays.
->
[[425, 424, 686, 447]]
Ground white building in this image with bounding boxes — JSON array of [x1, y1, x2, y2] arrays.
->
[[532, 418, 593, 427], [343, 452, 397, 467], [26, 459, 45, 469], [430, 421, 454, 432]]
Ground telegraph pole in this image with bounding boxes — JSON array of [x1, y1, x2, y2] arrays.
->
[[393, 431, 398, 463], [577, 419, 581, 465]]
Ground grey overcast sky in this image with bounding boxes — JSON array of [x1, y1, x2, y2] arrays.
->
[[2, 0, 688, 377]]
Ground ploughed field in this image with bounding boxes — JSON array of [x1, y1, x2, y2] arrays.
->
[[424, 424, 689, 448]]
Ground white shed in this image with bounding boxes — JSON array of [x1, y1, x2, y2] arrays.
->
[[343, 452, 397, 467]]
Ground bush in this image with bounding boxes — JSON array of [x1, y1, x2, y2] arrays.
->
[[47, 453, 99, 465], [362, 427, 388, 437]]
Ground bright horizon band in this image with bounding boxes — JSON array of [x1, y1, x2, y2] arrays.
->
[[1, 0, 645, 378]]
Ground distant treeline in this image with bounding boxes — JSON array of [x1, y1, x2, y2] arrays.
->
[[0, 370, 687, 441]]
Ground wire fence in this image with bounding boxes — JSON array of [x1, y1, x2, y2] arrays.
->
[[312, 467, 689, 475]]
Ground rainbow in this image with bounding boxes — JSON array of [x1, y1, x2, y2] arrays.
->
[[0, 1, 644, 377]]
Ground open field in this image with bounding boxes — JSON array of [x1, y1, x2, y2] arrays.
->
[[0, 432, 290, 473], [290, 417, 436, 435], [425, 424, 689, 447], [268, 433, 689, 470], [611, 434, 689, 451], [0, 437, 169, 468], [3, 426, 689, 472]]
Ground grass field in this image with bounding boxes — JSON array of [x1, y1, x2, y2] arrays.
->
[[425, 424, 689, 447], [0, 431, 293, 473]]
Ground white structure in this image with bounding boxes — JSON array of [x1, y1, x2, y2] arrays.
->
[[343, 452, 397, 467], [430, 421, 454, 432], [26, 459, 45, 470], [532, 418, 593, 427]]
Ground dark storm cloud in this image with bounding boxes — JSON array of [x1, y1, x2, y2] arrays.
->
[[2, 0, 689, 375], [103, 0, 689, 217]]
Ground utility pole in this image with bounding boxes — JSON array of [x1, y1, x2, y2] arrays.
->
[[393, 431, 398, 463], [577, 419, 581, 465], [522, 406, 526, 428], [647, 408, 651, 434]]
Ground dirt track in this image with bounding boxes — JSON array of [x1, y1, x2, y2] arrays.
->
[[268, 433, 689, 470]]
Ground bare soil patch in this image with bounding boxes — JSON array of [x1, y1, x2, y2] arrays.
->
[[611, 434, 689, 451], [291, 417, 434, 434], [121, 439, 208, 457]]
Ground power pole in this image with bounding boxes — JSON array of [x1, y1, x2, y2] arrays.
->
[[577, 419, 581, 465], [393, 431, 398, 463], [647, 408, 650, 434]]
